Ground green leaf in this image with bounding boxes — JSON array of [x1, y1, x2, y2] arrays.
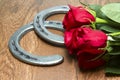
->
[[106, 67, 120, 75], [108, 46, 120, 55], [96, 24, 120, 33], [99, 25, 120, 33], [106, 46, 113, 53], [109, 33, 120, 41], [105, 56, 120, 75], [90, 4, 120, 27], [89, 4, 102, 14], [89, 4, 102, 11], [101, 3, 120, 23], [112, 35, 120, 40], [89, 4, 107, 19]]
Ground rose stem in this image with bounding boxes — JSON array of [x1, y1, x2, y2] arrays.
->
[[96, 17, 108, 24], [108, 32, 120, 36]]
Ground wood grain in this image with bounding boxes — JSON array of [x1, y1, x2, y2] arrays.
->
[[0, 0, 120, 80]]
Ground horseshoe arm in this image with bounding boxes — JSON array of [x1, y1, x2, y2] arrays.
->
[[8, 22, 63, 66]]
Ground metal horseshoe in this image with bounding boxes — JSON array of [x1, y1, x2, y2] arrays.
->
[[34, 5, 69, 46], [8, 21, 64, 66]]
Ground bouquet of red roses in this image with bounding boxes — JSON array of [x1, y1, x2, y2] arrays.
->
[[62, 3, 120, 75]]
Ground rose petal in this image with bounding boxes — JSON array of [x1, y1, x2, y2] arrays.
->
[[62, 5, 96, 30], [70, 5, 95, 24], [78, 53, 106, 69], [83, 30, 107, 48]]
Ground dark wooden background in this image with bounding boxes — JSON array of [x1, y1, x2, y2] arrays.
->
[[0, 0, 120, 80]]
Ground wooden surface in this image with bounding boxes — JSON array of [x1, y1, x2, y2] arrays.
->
[[0, 0, 120, 80]]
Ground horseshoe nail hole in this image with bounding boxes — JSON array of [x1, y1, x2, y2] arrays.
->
[[56, 22, 62, 25], [48, 21, 54, 24], [20, 31, 64, 56], [62, 6, 68, 9]]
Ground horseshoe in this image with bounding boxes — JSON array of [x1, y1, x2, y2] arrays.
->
[[34, 5, 69, 46], [8, 21, 64, 66]]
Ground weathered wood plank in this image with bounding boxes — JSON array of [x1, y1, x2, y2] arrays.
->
[[0, 0, 120, 80]]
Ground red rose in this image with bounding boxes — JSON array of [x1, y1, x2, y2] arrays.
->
[[64, 27, 93, 54], [64, 27, 107, 54], [64, 27, 107, 69], [63, 5, 95, 30]]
